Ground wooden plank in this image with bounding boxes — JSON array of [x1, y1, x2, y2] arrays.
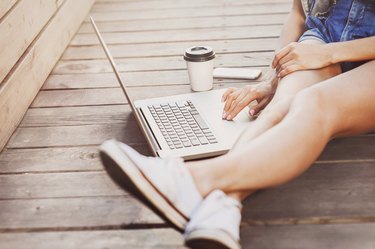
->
[[241, 223, 375, 249], [21, 105, 131, 127], [43, 71, 255, 90], [1, 135, 374, 174], [0, 162, 375, 225], [0, 0, 17, 19], [1, 224, 374, 249], [0, 171, 126, 199], [87, 3, 291, 22], [92, 0, 291, 12], [318, 136, 375, 162], [0, 0, 95, 151], [94, 0, 288, 4], [43, 71, 252, 90], [0, 196, 162, 230], [70, 25, 282, 46], [0, 0, 58, 84], [242, 162, 375, 222], [32, 83, 255, 108], [7, 122, 145, 149], [62, 38, 277, 61], [77, 14, 287, 34], [0, 144, 151, 174], [0, 229, 185, 249], [53, 52, 273, 75]]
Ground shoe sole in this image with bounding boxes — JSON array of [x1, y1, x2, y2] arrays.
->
[[185, 229, 241, 249], [100, 140, 188, 232]]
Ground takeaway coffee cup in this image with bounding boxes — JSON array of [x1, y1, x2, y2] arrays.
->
[[184, 46, 215, 92]]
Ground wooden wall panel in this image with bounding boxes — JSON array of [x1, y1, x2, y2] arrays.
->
[[0, 0, 18, 19], [0, 0, 58, 84], [0, 0, 95, 151]]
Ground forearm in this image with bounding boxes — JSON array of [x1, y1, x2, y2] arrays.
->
[[276, 2, 306, 51], [264, 0, 306, 89], [328, 36, 375, 64]]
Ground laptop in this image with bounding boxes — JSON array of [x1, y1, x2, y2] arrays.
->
[[90, 17, 251, 160]]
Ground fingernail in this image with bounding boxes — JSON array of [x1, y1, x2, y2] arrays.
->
[[222, 112, 227, 119], [226, 115, 232, 120], [250, 109, 255, 116]]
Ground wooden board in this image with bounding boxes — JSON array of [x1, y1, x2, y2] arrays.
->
[[1, 224, 375, 249], [0, 0, 17, 20], [70, 25, 282, 46], [0, 0, 58, 84], [0, 134, 375, 174], [0, 229, 185, 249], [240, 223, 375, 249], [0, 162, 375, 228], [0, 229, 184, 248], [0, 0, 95, 151], [78, 14, 288, 34], [87, 3, 291, 22], [62, 37, 277, 61], [92, 0, 291, 12], [0, 196, 162, 231], [53, 53, 272, 75], [0, 144, 151, 174], [31, 84, 256, 108]]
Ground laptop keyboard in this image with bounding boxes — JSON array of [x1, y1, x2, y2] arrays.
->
[[147, 100, 218, 150]]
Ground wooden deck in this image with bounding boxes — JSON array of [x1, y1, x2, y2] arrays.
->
[[1, 0, 375, 248]]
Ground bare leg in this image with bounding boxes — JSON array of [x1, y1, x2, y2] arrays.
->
[[187, 60, 375, 200], [232, 56, 341, 149], [214, 41, 342, 200]]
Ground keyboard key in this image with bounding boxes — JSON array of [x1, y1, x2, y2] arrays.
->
[[175, 143, 183, 149], [192, 114, 209, 130], [190, 138, 200, 146], [198, 136, 209, 145]]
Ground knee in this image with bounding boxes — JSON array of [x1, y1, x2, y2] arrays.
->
[[258, 97, 293, 126], [289, 88, 330, 130]]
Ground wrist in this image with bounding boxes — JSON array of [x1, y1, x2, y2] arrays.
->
[[325, 43, 341, 64], [257, 75, 278, 95]]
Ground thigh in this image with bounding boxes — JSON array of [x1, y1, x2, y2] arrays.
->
[[308, 60, 375, 137]]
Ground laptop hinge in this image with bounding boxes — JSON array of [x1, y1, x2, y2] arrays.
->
[[137, 107, 161, 155]]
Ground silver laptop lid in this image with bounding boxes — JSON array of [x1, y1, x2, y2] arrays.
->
[[90, 16, 159, 155], [90, 16, 137, 113]]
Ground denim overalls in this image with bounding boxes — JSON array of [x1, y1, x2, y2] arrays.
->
[[299, 0, 375, 72]]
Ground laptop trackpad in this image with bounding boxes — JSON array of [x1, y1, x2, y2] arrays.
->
[[190, 89, 253, 148]]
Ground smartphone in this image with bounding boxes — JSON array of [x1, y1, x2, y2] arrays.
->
[[213, 67, 262, 80]]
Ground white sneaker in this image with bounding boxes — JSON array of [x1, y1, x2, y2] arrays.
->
[[184, 190, 242, 249], [99, 139, 203, 231]]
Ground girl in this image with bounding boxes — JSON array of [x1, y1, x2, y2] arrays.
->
[[100, 0, 375, 248]]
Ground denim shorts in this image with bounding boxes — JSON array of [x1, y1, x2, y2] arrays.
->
[[298, 0, 375, 72]]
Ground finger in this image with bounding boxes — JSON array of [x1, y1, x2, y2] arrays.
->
[[272, 43, 295, 68], [226, 86, 257, 119], [250, 97, 272, 116], [276, 60, 295, 75], [223, 90, 240, 115], [276, 52, 294, 69], [278, 64, 302, 78], [221, 87, 236, 102], [227, 96, 253, 120], [225, 88, 251, 117]]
